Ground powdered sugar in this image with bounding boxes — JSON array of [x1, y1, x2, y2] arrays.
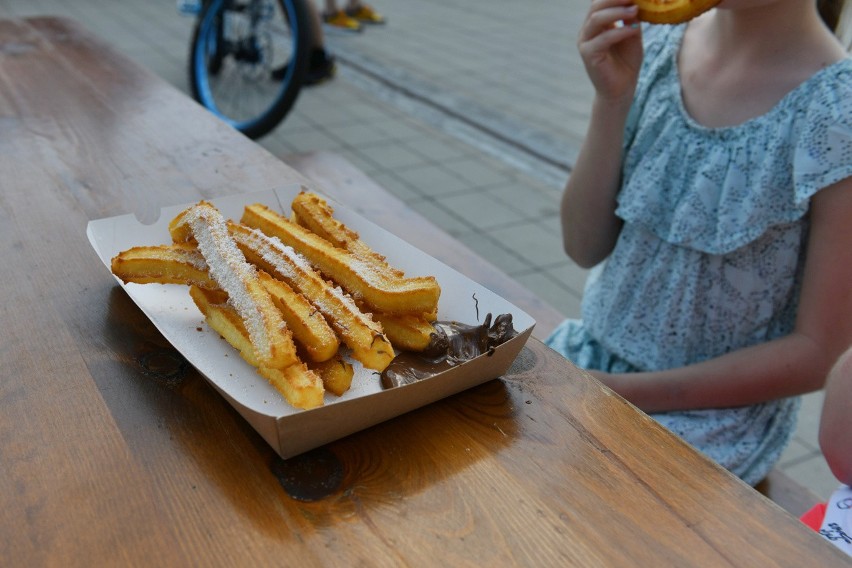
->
[[242, 226, 312, 281], [234, 223, 382, 336], [179, 204, 271, 360]]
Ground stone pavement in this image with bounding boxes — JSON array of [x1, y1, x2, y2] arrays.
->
[[0, 0, 840, 501]]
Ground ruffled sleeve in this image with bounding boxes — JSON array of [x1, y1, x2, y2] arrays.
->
[[616, 53, 852, 255], [793, 69, 852, 202]]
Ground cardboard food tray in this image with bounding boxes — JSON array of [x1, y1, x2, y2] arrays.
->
[[87, 185, 535, 458]]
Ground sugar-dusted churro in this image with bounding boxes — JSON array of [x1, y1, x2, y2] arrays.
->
[[228, 221, 395, 371], [258, 364, 325, 410], [189, 285, 325, 409], [290, 192, 438, 352], [291, 191, 400, 276], [241, 203, 441, 316], [170, 201, 297, 371], [189, 285, 259, 365], [257, 270, 339, 363], [372, 311, 436, 352], [111, 243, 218, 289], [113, 241, 338, 364], [308, 355, 354, 397]]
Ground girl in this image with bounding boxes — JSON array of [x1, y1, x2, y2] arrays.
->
[[547, 0, 852, 485]]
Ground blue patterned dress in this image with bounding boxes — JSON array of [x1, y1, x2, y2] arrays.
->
[[546, 25, 852, 485]]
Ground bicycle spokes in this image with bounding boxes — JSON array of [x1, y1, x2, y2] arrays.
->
[[188, 0, 311, 138]]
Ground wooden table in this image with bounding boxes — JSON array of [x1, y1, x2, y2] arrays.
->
[[1, 16, 846, 567]]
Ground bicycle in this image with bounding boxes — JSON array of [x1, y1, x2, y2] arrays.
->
[[180, 0, 314, 139]]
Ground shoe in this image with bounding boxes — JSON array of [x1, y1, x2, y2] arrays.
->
[[305, 49, 337, 85], [323, 10, 362, 31], [270, 49, 336, 86], [346, 4, 386, 24]]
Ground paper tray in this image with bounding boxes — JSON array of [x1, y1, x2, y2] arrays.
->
[[87, 185, 535, 458]]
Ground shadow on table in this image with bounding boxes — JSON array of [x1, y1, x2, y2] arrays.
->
[[95, 285, 527, 537]]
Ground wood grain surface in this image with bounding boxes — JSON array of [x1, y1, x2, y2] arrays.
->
[[0, 16, 846, 567]]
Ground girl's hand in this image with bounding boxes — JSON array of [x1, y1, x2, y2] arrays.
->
[[578, 0, 643, 104]]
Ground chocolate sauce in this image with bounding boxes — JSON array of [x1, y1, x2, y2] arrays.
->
[[380, 313, 517, 389]]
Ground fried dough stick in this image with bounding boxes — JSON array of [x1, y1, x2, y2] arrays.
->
[[111, 243, 218, 289], [372, 312, 436, 352], [241, 203, 441, 316], [189, 286, 324, 409], [291, 191, 401, 277], [635, 0, 720, 24], [168, 201, 297, 370], [190, 285, 348, 398], [112, 243, 339, 364], [228, 221, 395, 372], [309, 355, 354, 397], [257, 270, 339, 363], [291, 192, 438, 351]]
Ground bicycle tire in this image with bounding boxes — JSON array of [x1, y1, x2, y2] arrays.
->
[[188, 0, 312, 139]]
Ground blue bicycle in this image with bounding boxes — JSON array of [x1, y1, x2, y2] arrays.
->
[[183, 0, 313, 139]]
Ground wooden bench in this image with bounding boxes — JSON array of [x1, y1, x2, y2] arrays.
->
[[283, 150, 822, 520]]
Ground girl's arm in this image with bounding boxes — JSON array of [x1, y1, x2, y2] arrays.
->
[[561, 0, 642, 268], [561, 98, 630, 268], [592, 176, 852, 412], [820, 347, 852, 486]]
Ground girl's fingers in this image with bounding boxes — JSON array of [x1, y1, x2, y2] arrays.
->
[[576, 0, 643, 100], [579, 23, 640, 58], [581, 4, 640, 41]]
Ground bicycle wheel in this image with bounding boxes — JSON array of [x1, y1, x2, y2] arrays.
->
[[188, 0, 312, 139]]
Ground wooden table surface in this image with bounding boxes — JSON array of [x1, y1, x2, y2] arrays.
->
[[1, 16, 846, 567]]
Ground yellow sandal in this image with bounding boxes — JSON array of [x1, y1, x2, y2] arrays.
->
[[346, 4, 386, 24], [323, 10, 362, 31]]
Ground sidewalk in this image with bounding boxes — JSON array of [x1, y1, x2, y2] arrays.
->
[[0, 0, 837, 502]]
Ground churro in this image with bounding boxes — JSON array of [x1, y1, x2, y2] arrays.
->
[[111, 243, 217, 289], [309, 355, 354, 397], [291, 191, 401, 276], [228, 221, 395, 371], [169, 201, 297, 371], [372, 312, 435, 352], [189, 285, 260, 366], [189, 284, 325, 409], [290, 192, 438, 351], [257, 270, 339, 363], [241, 203, 441, 315], [634, 0, 720, 24], [258, 364, 325, 410]]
